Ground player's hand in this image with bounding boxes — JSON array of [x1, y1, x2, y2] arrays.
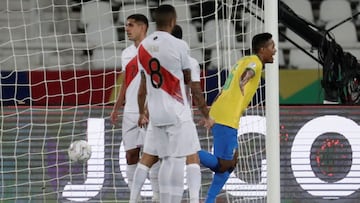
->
[[110, 111, 118, 126], [199, 117, 215, 130], [138, 113, 149, 128]]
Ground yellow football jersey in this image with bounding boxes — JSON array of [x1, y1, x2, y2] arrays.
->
[[209, 55, 263, 129]]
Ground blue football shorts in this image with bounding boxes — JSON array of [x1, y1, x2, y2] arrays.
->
[[212, 123, 238, 160]]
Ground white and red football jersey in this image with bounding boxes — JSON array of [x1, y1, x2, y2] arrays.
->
[[121, 44, 141, 113], [187, 56, 201, 109], [179, 40, 201, 106], [189, 56, 200, 82], [179, 39, 201, 82], [138, 31, 193, 126]]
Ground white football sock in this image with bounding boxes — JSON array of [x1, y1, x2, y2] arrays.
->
[[126, 164, 137, 190], [129, 163, 149, 203], [159, 157, 171, 203], [159, 157, 185, 203], [149, 160, 160, 202], [186, 163, 201, 203]]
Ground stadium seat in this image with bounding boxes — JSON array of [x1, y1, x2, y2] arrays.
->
[[285, 29, 310, 47], [91, 48, 122, 69], [190, 48, 205, 65], [117, 3, 151, 25], [284, 29, 312, 69], [208, 48, 242, 70], [282, 0, 314, 23], [278, 49, 286, 67], [42, 49, 88, 69], [0, 0, 31, 11], [243, 15, 264, 47], [0, 49, 40, 70], [325, 20, 357, 46], [288, 49, 320, 69], [177, 21, 201, 48], [0, 25, 25, 42], [112, 0, 144, 4], [203, 19, 239, 49], [318, 0, 352, 25], [85, 21, 118, 46], [81, 0, 113, 25]]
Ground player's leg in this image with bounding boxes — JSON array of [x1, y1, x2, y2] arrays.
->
[[186, 154, 201, 203], [156, 121, 200, 203], [130, 124, 160, 203], [198, 149, 238, 173], [198, 124, 236, 172], [205, 154, 238, 203], [182, 121, 202, 203], [149, 160, 160, 202], [159, 156, 186, 203], [122, 113, 145, 190], [129, 153, 159, 203], [198, 149, 219, 171], [153, 125, 174, 202], [126, 148, 141, 190], [203, 124, 238, 203], [177, 121, 202, 202], [144, 124, 160, 201]]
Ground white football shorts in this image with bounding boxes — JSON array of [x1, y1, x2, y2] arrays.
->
[[151, 119, 200, 158], [143, 124, 158, 156], [122, 112, 145, 151]]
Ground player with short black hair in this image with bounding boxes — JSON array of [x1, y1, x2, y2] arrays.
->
[[198, 32, 276, 203], [109, 14, 160, 197]]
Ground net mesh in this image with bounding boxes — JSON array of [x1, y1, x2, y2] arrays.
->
[[0, 0, 267, 202]]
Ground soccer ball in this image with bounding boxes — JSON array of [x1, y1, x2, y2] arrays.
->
[[68, 140, 92, 163]]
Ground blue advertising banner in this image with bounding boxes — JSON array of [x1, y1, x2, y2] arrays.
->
[[1, 71, 30, 105]]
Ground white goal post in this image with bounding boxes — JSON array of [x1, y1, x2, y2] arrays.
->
[[264, 0, 281, 202]]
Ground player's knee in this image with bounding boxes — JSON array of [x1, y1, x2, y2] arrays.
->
[[186, 153, 199, 165], [216, 159, 237, 173], [139, 153, 159, 167], [228, 152, 239, 173], [216, 165, 228, 173], [126, 148, 141, 164]]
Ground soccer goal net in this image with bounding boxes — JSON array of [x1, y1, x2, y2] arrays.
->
[[0, 0, 273, 202]]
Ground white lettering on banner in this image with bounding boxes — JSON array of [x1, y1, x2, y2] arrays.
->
[[225, 115, 267, 197], [63, 118, 105, 201], [291, 115, 360, 197], [59, 115, 360, 201]]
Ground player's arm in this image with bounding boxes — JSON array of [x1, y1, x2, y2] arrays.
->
[[182, 68, 191, 85], [188, 59, 214, 128], [110, 73, 126, 125], [191, 80, 214, 129], [180, 42, 192, 86], [137, 71, 148, 127], [190, 81, 209, 119], [239, 68, 255, 95]]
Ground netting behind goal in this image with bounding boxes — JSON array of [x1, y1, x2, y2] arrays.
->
[[0, 0, 267, 202]]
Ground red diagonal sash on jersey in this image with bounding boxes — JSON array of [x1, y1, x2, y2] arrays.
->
[[124, 56, 138, 89], [138, 44, 184, 104]]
